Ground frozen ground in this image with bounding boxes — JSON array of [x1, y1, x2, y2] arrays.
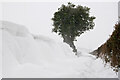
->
[[1, 21, 118, 78]]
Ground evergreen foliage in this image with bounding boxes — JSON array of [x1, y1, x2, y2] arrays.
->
[[52, 2, 95, 54]]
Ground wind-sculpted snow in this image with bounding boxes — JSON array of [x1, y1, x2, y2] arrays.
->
[[1, 21, 118, 78]]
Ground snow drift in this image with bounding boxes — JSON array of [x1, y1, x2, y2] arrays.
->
[[1, 21, 118, 78]]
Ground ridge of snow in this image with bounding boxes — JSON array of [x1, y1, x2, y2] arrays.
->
[[1, 21, 30, 37], [1, 21, 118, 78]]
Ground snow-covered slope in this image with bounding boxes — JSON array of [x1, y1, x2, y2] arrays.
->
[[1, 21, 118, 78], [0, 22, 2, 79]]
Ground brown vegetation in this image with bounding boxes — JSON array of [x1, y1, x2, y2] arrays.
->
[[92, 22, 120, 72]]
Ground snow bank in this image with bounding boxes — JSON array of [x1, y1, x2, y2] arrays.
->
[[1, 21, 30, 37], [118, 70, 120, 80], [1, 21, 118, 78], [0, 22, 2, 79]]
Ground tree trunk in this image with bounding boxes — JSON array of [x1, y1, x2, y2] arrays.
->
[[63, 35, 77, 55]]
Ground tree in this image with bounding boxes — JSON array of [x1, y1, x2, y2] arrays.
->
[[52, 2, 95, 55], [92, 22, 120, 72]]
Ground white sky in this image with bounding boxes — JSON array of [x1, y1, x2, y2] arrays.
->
[[2, 2, 118, 50]]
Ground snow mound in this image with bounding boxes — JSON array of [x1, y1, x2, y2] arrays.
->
[[1, 21, 30, 37], [1, 21, 118, 78]]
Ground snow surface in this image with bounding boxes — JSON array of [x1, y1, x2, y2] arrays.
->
[[118, 70, 120, 80], [1, 21, 118, 78], [0, 21, 2, 79]]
